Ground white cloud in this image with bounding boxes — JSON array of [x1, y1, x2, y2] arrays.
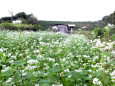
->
[[0, 0, 115, 21]]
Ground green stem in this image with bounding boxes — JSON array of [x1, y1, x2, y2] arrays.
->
[[20, 69, 24, 86], [0, 71, 2, 86], [101, 53, 106, 86]]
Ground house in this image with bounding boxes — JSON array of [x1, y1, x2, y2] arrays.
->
[[12, 20, 22, 24], [49, 24, 75, 34]]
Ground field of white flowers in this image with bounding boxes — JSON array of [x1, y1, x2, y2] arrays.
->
[[0, 31, 115, 86]]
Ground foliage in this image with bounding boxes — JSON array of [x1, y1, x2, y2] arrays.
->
[[25, 14, 39, 24], [0, 12, 39, 25], [102, 16, 109, 25], [102, 11, 115, 25], [0, 22, 43, 31], [93, 24, 115, 41], [0, 31, 114, 86], [93, 27, 104, 38], [0, 22, 17, 30], [0, 17, 12, 23], [14, 12, 27, 19], [108, 11, 115, 25]]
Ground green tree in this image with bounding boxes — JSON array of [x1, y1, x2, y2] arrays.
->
[[102, 11, 115, 25], [108, 11, 115, 25], [15, 12, 27, 19], [0, 17, 12, 22], [26, 14, 39, 24]]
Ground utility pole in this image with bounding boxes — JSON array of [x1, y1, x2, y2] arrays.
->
[[8, 10, 13, 21]]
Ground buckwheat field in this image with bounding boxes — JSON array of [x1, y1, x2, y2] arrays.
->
[[0, 31, 115, 86]]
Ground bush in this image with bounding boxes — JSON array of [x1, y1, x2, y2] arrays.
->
[[93, 28, 104, 38], [0, 22, 16, 30], [93, 24, 115, 39], [0, 22, 42, 31]]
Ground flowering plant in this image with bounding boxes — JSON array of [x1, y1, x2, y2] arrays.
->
[[0, 31, 114, 86]]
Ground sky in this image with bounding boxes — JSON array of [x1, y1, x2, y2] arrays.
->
[[0, 0, 115, 21]]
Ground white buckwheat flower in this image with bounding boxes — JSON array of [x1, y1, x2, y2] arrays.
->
[[110, 70, 115, 82], [1, 66, 11, 72], [52, 84, 63, 86], [6, 77, 13, 83], [25, 65, 37, 70], [93, 78, 103, 86], [35, 84, 39, 86], [27, 59, 38, 64], [0, 48, 3, 52]]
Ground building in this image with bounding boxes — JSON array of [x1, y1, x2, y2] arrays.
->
[[49, 24, 75, 34]]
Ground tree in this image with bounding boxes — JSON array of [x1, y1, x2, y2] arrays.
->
[[108, 11, 115, 25], [0, 17, 12, 22], [26, 14, 39, 24], [0, 12, 39, 24], [15, 12, 27, 19], [102, 11, 115, 25], [102, 16, 109, 24]]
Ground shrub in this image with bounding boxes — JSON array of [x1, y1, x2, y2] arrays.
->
[[0, 22, 16, 30], [0, 22, 42, 31], [93, 24, 115, 39], [32, 24, 43, 31], [93, 27, 104, 38]]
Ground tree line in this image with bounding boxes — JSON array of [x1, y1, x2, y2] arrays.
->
[[0, 12, 39, 24], [102, 11, 115, 25]]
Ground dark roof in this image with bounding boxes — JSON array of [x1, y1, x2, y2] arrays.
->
[[50, 24, 68, 26]]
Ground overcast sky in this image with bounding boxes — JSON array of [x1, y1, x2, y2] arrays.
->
[[0, 0, 115, 21]]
